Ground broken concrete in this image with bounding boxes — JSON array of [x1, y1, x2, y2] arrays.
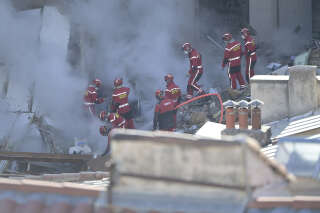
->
[[221, 125, 272, 147]]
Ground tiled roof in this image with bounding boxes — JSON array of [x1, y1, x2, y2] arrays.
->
[[0, 178, 106, 213]]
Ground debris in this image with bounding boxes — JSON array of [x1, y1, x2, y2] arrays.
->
[[190, 111, 207, 125], [68, 138, 92, 155], [266, 62, 282, 70], [271, 65, 288, 75], [294, 50, 311, 65]]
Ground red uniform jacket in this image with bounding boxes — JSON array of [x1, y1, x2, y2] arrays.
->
[[109, 113, 126, 128], [165, 81, 181, 105], [243, 36, 257, 62], [84, 87, 103, 114], [112, 87, 131, 114], [153, 98, 176, 131], [188, 49, 203, 75], [222, 41, 242, 68]]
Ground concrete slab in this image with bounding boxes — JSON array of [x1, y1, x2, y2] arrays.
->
[[195, 121, 226, 140]]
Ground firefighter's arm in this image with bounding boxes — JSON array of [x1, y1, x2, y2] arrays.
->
[[153, 105, 159, 130], [222, 50, 229, 68], [153, 111, 159, 130], [110, 101, 117, 113], [95, 97, 104, 104]]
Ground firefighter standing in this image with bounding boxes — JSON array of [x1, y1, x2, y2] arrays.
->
[[182, 43, 204, 99], [153, 90, 176, 131], [240, 28, 257, 83], [164, 74, 181, 106], [92, 78, 103, 98], [111, 78, 135, 129], [83, 85, 104, 116], [222, 33, 246, 90]]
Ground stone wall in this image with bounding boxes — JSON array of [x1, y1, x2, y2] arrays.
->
[[251, 65, 319, 123]]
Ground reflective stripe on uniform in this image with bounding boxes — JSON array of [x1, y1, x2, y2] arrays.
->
[[197, 65, 203, 69], [191, 70, 201, 91], [118, 120, 126, 128], [84, 102, 95, 106], [245, 41, 253, 46], [166, 88, 180, 92], [119, 103, 129, 108], [190, 56, 199, 59], [229, 56, 240, 61], [110, 115, 116, 122], [250, 52, 256, 56], [248, 57, 252, 80], [225, 44, 240, 51], [112, 92, 127, 97]]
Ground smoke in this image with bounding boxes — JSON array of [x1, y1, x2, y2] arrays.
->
[[69, 0, 194, 129], [0, 0, 105, 153]]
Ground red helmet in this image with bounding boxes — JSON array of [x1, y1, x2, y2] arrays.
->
[[93, 78, 101, 87], [182, 42, 192, 52], [114, 78, 123, 87], [164, 74, 174, 82], [99, 111, 107, 121], [222, 33, 232, 41], [87, 85, 96, 93], [99, 126, 108, 136], [240, 28, 250, 37]]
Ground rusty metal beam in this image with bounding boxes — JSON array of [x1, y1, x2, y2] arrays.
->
[[0, 151, 93, 163]]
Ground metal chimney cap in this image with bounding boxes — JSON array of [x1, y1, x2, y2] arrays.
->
[[249, 99, 264, 108], [223, 100, 237, 108], [237, 100, 249, 108]]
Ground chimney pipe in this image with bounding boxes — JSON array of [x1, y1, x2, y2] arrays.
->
[[249, 100, 264, 130], [223, 100, 237, 129], [237, 100, 249, 130]]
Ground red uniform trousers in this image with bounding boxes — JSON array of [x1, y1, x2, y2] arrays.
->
[[187, 69, 203, 96], [228, 65, 245, 89], [246, 57, 256, 83]]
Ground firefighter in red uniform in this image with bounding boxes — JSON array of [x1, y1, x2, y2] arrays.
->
[[99, 111, 127, 129], [240, 28, 257, 84], [92, 78, 103, 98], [164, 74, 180, 129], [164, 74, 181, 106], [182, 43, 204, 99], [99, 111, 126, 156], [222, 33, 246, 90], [153, 90, 176, 131], [111, 78, 135, 129], [83, 85, 104, 116]]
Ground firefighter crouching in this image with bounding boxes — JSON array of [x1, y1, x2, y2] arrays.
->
[[99, 111, 127, 156], [240, 28, 257, 84], [222, 33, 246, 90], [111, 78, 135, 129], [182, 42, 204, 99], [153, 90, 176, 131]]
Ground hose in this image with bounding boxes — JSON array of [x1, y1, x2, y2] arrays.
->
[[175, 93, 224, 123]]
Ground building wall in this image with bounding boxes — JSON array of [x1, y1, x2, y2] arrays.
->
[[249, 0, 277, 42], [249, 0, 312, 42], [251, 66, 319, 123]]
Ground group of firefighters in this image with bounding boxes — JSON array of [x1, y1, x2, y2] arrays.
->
[[83, 27, 257, 143]]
